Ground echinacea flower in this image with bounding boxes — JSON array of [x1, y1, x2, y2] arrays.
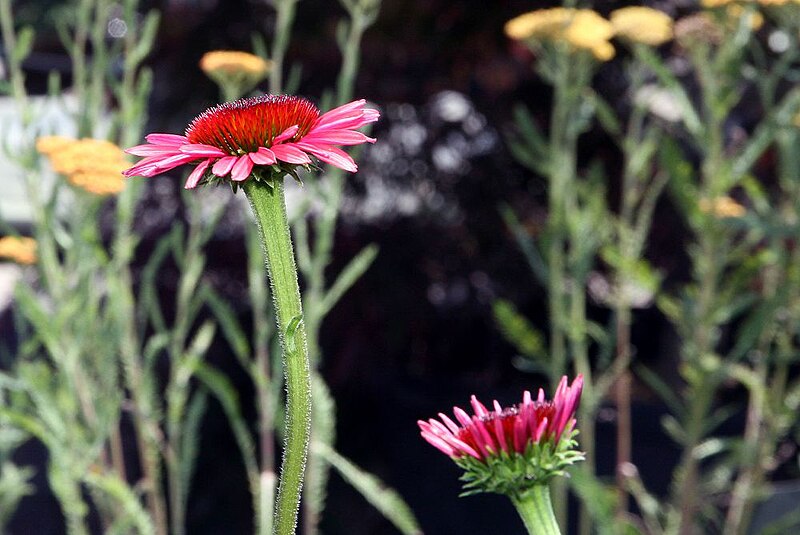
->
[[418, 375, 584, 497], [0, 236, 37, 265], [38, 137, 128, 196], [611, 7, 674, 46], [123, 95, 379, 189], [505, 9, 615, 62]]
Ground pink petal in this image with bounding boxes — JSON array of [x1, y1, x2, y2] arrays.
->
[[145, 133, 188, 145], [271, 143, 312, 165], [470, 395, 489, 417], [494, 417, 508, 453], [310, 110, 380, 133], [184, 159, 211, 189], [180, 144, 227, 157], [295, 143, 357, 172], [513, 418, 526, 453], [230, 155, 254, 181], [453, 407, 472, 428], [438, 413, 460, 434], [212, 156, 238, 177], [273, 125, 299, 144], [250, 147, 276, 165], [315, 100, 367, 127], [152, 153, 198, 171], [534, 417, 549, 442], [126, 144, 183, 157], [301, 129, 376, 146], [420, 431, 457, 457]]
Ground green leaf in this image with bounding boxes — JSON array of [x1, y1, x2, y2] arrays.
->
[[633, 46, 703, 139], [12, 27, 35, 63], [636, 364, 684, 416], [194, 363, 258, 483], [500, 204, 548, 285], [304, 374, 337, 532], [318, 244, 378, 317], [83, 471, 155, 535], [179, 390, 208, 504], [492, 299, 545, 360], [315, 443, 422, 535], [204, 287, 252, 370]]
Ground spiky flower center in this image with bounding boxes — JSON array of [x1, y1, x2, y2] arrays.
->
[[456, 401, 556, 453], [185, 95, 320, 155]]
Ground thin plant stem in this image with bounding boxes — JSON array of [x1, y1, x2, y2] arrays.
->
[[510, 486, 561, 535], [244, 179, 311, 535]]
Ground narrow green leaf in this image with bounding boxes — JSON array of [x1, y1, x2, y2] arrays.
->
[[318, 244, 378, 317], [315, 443, 423, 535]]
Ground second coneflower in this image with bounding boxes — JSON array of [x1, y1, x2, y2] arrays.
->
[[419, 375, 585, 535], [123, 95, 378, 189]]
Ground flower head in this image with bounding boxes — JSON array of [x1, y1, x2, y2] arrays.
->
[[200, 50, 272, 96], [418, 375, 584, 496], [611, 7, 674, 46], [699, 196, 746, 218], [0, 236, 37, 265], [38, 137, 128, 196], [505, 9, 615, 61], [123, 96, 379, 189]]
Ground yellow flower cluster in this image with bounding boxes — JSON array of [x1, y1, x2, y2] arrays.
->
[[505, 7, 675, 62], [610, 7, 674, 46], [199, 50, 272, 77], [699, 196, 747, 218], [0, 236, 37, 265], [37, 136, 128, 196], [505, 8, 616, 61]]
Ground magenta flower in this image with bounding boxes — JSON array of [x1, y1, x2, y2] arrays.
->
[[123, 95, 379, 188], [418, 375, 584, 495]]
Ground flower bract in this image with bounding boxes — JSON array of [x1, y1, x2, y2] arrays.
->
[[123, 95, 379, 189], [418, 375, 585, 496]]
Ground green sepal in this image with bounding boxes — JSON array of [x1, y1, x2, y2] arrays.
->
[[453, 429, 584, 498]]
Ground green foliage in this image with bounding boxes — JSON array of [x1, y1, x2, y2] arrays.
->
[[316, 442, 422, 535]]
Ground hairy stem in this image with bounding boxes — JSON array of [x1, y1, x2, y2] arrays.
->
[[244, 179, 311, 535]]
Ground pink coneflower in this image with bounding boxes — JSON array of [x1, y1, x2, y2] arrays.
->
[[419, 375, 583, 461], [123, 95, 379, 188]]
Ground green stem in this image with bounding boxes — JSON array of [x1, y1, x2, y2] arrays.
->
[[511, 486, 561, 535], [244, 179, 311, 535]]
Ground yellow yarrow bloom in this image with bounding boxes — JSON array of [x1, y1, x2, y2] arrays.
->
[[200, 50, 271, 97], [0, 236, 37, 265], [699, 196, 747, 218], [505, 8, 615, 61], [200, 51, 271, 77], [611, 7, 674, 46], [38, 137, 128, 196]]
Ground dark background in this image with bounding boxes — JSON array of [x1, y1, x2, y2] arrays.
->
[[6, 1, 790, 533]]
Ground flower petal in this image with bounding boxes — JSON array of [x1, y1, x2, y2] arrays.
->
[[250, 147, 276, 165], [271, 143, 312, 165], [145, 133, 188, 146], [212, 156, 238, 177], [273, 125, 299, 144], [230, 155, 254, 181], [126, 144, 183, 157], [301, 129, 376, 146], [184, 159, 211, 189], [180, 143, 227, 157], [296, 143, 357, 172], [315, 99, 367, 127]]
